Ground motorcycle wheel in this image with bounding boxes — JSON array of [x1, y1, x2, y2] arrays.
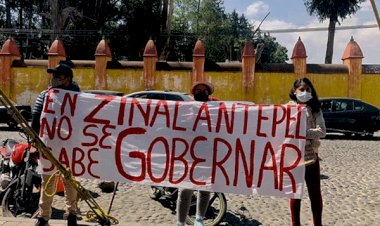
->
[[2, 185, 40, 218], [185, 192, 227, 226]]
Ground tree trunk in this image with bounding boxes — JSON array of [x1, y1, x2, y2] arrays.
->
[[19, 7, 23, 29], [325, 17, 337, 64], [161, 0, 169, 32], [49, 0, 60, 40], [50, 0, 60, 31], [5, 0, 11, 28], [159, 0, 174, 60]]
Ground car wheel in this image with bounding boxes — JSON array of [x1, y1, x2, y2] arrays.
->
[[354, 133, 363, 137], [6, 121, 18, 129], [344, 132, 352, 137], [20, 110, 31, 121], [364, 131, 374, 138]]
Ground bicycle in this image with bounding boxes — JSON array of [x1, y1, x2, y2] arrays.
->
[[149, 186, 227, 226]]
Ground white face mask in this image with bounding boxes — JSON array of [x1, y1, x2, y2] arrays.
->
[[296, 91, 313, 103]]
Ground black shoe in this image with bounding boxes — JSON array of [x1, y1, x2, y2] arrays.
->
[[67, 213, 77, 226], [35, 217, 49, 226]]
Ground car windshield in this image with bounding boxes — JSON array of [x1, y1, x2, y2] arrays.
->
[[83, 90, 124, 96], [0, 100, 16, 106], [126, 91, 193, 101]]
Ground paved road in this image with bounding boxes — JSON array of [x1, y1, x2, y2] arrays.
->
[[0, 125, 379, 226]]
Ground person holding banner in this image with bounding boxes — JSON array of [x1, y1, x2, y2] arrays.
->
[[33, 63, 80, 226], [288, 77, 326, 226], [175, 81, 214, 226]]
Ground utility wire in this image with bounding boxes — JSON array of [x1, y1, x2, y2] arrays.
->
[[260, 24, 378, 33], [0, 24, 377, 39]]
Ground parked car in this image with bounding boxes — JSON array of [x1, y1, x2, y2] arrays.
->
[[320, 97, 380, 137], [83, 89, 125, 96], [0, 100, 32, 128], [125, 90, 193, 101]]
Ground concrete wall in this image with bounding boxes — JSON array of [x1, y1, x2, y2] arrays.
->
[[1, 37, 380, 108]]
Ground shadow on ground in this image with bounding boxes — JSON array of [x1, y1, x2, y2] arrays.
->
[[324, 134, 380, 141], [150, 197, 263, 226], [223, 211, 263, 226], [320, 174, 329, 180]]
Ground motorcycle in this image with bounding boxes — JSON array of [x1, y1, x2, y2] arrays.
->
[[0, 130, 42, 218], [149, 186, 227, 226]]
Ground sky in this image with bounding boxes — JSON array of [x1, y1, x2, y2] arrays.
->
[[223, 0, 380, 64]]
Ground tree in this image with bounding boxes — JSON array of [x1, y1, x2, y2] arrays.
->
[[304, 0, 365, 64], [0, 0, 287, 62], [226, 10, 254, 61], [254, 33, 288, 63], [197, 0, 230, 62], [43, 0, 122, 59], [164, 0, 198, 61], [158, 0, 174, 60], [118, 0, 163, 60], [168, 0, 288, 63]]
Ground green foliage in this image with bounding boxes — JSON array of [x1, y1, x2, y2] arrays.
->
[[197, 0, 229, 61], [0, 0, 288, 63], [304, 0, 365, 22], [226, 10, 255, 61], [169, 0, 287, 63], [115, 0, 163, 60], [255, 33, 288, 63]]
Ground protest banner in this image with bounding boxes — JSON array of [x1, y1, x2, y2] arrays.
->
[[39, 89, 307, 199]]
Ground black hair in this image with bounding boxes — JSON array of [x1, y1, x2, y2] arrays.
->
[[289, 77, 321, 113]]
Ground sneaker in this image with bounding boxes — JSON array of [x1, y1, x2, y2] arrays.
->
[[35, 217, 49, 226], [194, 218, 205, 226], [67, 213, 77, 226]]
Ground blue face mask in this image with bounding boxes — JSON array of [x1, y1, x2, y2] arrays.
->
[[296, 91, 313, 103]]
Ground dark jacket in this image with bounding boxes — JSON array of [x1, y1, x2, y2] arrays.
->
[[31, 82, 80, 134]]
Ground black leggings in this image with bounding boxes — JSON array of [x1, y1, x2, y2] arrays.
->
[[290, 158, 323, 226]]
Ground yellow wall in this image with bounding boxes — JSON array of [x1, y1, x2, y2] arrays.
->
[[308, 73, 348, 98], [252, 73, 297, 104], [208, 71, 246, 101], [107, 69, 145, 94], [361, 74, 380, 107], [154, 70, 192, 92], [12, 68, 46, 105], [9, 67, 380, 108], [71, 68, 96, 91]]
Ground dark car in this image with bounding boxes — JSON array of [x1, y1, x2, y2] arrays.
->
[[125, 90, 193, 101], [83, 89, 125, 97], [0, 100, 32, 128], [320, 97, 380, 137]]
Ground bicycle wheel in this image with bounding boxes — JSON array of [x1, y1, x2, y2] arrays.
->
[[185, 192, 227, 226]]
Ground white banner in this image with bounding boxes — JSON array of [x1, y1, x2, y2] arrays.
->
[[40, 89, 307, 199]]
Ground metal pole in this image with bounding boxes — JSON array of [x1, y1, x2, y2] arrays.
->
[[108, 182, 119, 214], [370, 0, 380, 31], [0, 88, 117, 225]]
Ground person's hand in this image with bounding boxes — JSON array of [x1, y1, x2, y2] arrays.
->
[[30, 146, 38, 153]]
